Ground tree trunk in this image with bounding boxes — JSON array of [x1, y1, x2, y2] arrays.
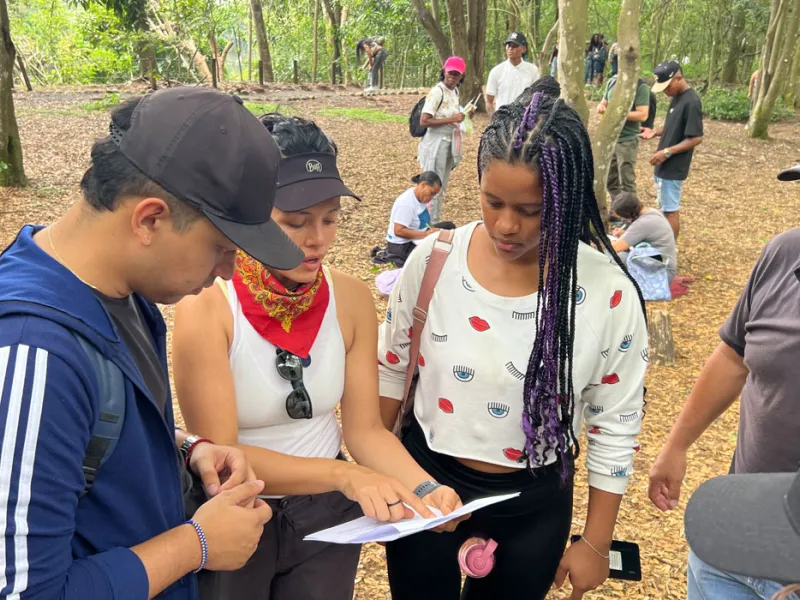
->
[[787, 41, 800, 108], [647, 309, 676, 366], [410, 0, 452, 63], [340, 5, 350, 85], [721, 2, 746, 84], [557, 0, 589, 123], [538, 19, 558, 74], [748, 0, 800, 138], [250, 0, 275, 83], [508, 0, 519, 31], [312, 0, 320, 83], [0, 0, 27, 187], [248, 3, 253, 80], [219, 41, 234, 82], [706, 0, 725, 87], [320, 0, 343, 84], [447, 0, 488, 111], [591, 0, 641, 214], [16, 53, 31, 91], [136, 10, 158, 90], [148, 1, 214, 83]]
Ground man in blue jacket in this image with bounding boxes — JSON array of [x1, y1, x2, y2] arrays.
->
[[0, 88, 303, 599]]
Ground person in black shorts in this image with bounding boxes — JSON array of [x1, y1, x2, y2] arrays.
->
[[641, 60, 703, 240]]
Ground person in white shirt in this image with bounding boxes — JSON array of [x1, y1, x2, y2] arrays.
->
[[379, 79, 648, 600], [380, 171, 456, 267], [485, 32, 540, 115], [173, 115, 462, 600], [418, 55, 474, 222]]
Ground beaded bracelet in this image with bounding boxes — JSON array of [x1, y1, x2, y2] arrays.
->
[[186, 519, 208, 573]]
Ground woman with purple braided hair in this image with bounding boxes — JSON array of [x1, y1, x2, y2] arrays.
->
[[377, 77, 648, 599]]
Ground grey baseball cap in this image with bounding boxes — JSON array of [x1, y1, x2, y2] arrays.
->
[[685, 468, 800, 584], [112, 87, 303, 270]]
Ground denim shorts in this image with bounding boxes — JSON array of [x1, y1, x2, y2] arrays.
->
[[654, 176, 684, 212], [687, 550, 786, 600]]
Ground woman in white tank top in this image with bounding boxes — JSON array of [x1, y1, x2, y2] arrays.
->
[[172, 115, 464, 600]]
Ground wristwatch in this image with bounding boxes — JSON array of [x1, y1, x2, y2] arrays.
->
[[663, 147, 672, 158], [179, 435, 212, 467]]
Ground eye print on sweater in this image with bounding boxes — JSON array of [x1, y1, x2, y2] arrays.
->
[[453, 365, 475, 382], [462, 277, 475, 292], [431, 332, 448, 343], [587, 404, 604, 415], [505, 362, 525, 381], [619, 335, 633, 352], [512, 310, 536, 321], [641, 348, 649, 363], [487, 402, 510, 418], [600, 348, 610, 359], [576, 286, 586, 305], [399, 341, 411, 349], [611, 466, 628, 477], [386, 308, 393, 323], [619, 411, 639, 423]]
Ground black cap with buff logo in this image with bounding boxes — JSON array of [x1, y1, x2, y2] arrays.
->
[[274, 153, 361, 212], [111, 87, 303, 270]]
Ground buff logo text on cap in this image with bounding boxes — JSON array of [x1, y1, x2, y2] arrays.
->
[[305, 159, 323, 173]]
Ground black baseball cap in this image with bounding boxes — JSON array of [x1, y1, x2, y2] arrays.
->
[[652, 60, 681, 93], [778, 163, 800, 181], [275, 153, 361, 211], [505, 32, 528, 47], [685, 468, 800, 584], [112, 87, 303, 270]]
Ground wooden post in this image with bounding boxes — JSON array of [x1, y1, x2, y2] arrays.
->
[[293, 60, 299, 83], [422, 63, 427, 87], [647, 308, 676, 366], [211, 58, 218, 88], [258, 60, 264, 85], [248, 3, 253, 81], [16, 54, 31, 91]]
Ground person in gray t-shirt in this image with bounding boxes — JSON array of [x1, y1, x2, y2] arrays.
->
[[610, 192, 678, 282], [646, 165, 800, 600]]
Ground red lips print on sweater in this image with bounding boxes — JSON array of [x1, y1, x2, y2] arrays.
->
[[601, 373, 620, 385], [438, 398, 454, 413], [469, 316, 490, 332], [610, 290, 622, 308], [503, 448, 524, 462], [385, 351, 400, 365]]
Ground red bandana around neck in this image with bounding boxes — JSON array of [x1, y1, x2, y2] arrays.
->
[[232, 251, 330, 358]]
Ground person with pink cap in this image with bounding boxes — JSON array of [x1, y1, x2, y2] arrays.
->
[[417, 56, 473, 222]]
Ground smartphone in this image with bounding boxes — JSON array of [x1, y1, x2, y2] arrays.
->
[[569, 535, 642, 581]]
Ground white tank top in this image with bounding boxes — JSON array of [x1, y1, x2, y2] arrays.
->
[[222, 267, 345, 461]]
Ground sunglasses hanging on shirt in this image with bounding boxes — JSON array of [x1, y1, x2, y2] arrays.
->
[[275, 348, 313, 419]]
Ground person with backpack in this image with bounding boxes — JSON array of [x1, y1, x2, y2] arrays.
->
[[596, 75, 652, 199], [172, 116, 463, 600], [415, 56, 473, 222], [380, 79, 648, 599], [0, 88, 291, 599]]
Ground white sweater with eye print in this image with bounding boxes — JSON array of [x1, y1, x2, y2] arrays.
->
[[378, 221, 648, 494]]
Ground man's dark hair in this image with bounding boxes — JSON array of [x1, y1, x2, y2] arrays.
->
[[477, 78, 646, 483], [410, 171, 442, 188], [611, 192, 642, 221], [79, 97, 203, 231], [259, 113, 338, 157]]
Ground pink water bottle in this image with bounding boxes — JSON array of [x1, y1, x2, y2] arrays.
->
[[458, 537, 498, 578]]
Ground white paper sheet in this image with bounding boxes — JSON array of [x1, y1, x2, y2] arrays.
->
[[304, 492, 520, 544]]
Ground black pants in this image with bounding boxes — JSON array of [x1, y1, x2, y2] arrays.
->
[[387, 420, 573, 600], [383, 221, 456, 267]]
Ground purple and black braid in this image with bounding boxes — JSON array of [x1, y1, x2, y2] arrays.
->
[[477, 77, 646, 483]]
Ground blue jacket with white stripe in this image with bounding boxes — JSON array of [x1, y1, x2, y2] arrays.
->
[[0, 225, 197, 600]]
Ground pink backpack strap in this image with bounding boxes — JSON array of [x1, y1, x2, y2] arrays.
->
[[392, 228, 455, 437]]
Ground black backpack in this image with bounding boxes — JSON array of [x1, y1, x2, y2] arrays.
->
[[409, 84, 445, 138]]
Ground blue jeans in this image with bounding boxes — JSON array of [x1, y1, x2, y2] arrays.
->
[[687, 551, 786, 600], [654, 176, 684, 212]]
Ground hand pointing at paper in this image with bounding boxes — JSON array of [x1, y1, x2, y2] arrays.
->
[[421, 485, 470, 533]]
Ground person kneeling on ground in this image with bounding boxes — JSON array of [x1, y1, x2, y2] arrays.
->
[[610, 191, 678, 283], [375, 171, 455, 267]]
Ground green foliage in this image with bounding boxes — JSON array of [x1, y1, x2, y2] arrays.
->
[[244, 102, 280, 114], [701, 87, 794, 122], [317, 107, 406, 123]]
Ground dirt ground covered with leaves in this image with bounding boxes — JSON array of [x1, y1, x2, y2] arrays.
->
[[1, 82, 798, 599]]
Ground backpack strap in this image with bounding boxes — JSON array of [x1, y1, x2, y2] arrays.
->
[[392, 228, 455, 436], [72, 332, 126, 498]]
